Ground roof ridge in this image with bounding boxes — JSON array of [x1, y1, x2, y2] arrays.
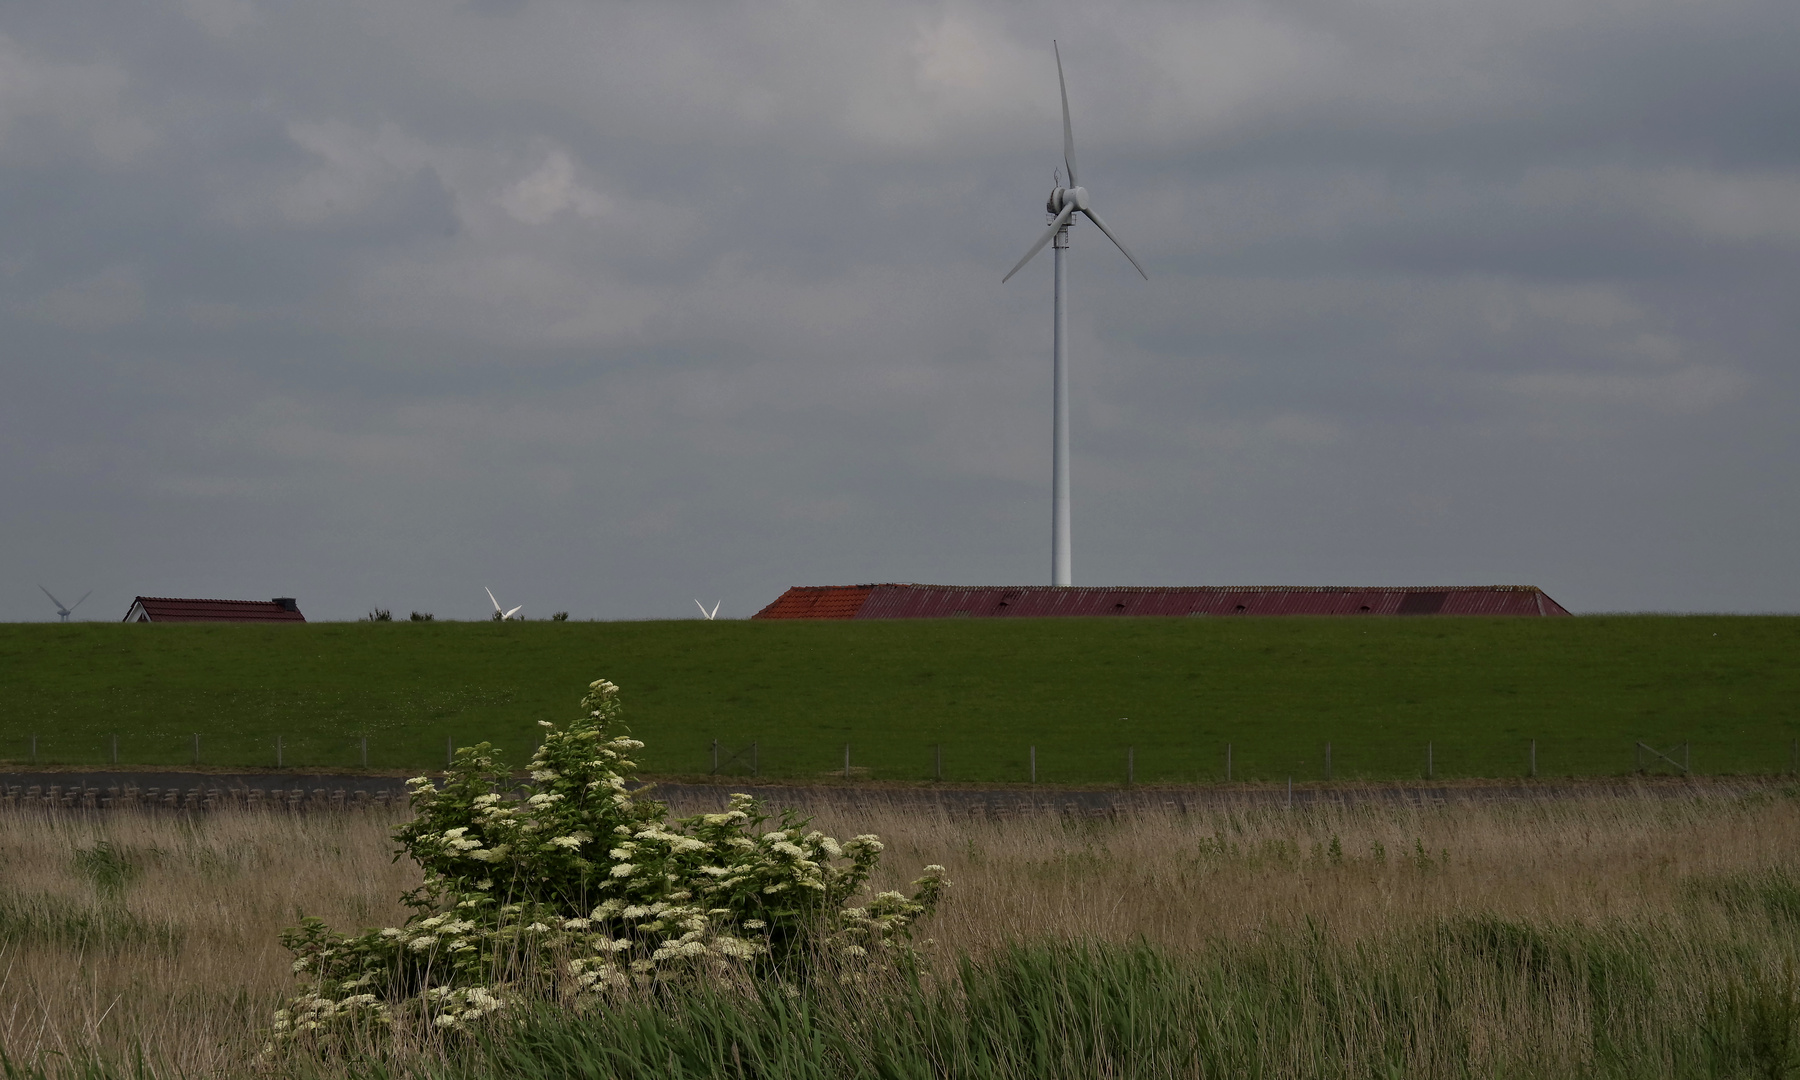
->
[[135, 595, 288, 604], [859, 584, 1545, 593]]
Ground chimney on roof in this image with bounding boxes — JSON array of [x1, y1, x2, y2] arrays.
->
[[273, 597, 299, 611]]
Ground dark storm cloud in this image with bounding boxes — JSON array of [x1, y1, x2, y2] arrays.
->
[[4, 0, 1798, 621]]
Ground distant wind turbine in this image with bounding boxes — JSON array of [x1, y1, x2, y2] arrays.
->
[[695, 599, 720, 620], [40, 586, 91, 623], [1002, 41, 1148, 587], [485, 587, 523, 621]]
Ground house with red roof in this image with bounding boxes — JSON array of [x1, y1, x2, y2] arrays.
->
[[122, 596, 307, 623]]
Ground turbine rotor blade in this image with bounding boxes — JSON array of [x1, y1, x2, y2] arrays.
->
[[1054, 41, 1078, 189], [71, 590, 92, 612], [485, 587, 501, 612], [709, 601, 721, 619], [39, 585, 65, 609], [1002, 203, 1077, 283], [695, 599, 708, 618], [505, 605, 523, 620], [1081, 207, 1149, 280]]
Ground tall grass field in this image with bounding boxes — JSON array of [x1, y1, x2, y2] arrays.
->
[[7, 787, 1800, 1077], [2, 616, 1797, 782]]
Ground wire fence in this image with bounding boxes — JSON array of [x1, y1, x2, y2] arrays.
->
[[6, 732, 1798, 784]]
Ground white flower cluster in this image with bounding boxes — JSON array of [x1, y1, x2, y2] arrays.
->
[[424, 985, 509, 1030], [271, 676, 947, 1053], [266, 986, 389, 1051]]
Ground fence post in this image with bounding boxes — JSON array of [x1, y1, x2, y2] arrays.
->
[[934, 743, 942, 783], [192, 734, 200, 765], [843, 743, 850, 781], [1226, 742, 1232, 783], [711, 739, 720, 775], [276, 735, 284, 769], [1530, 738, 1537, 778], [30, 735, 37, 765], [752, 741, 759, 778], [1325, 741, 1332, 781], [110, 734, 118, 766], [1127, 746, 1135, 787], [1030, 745, 1037, 784], [1427, 741, 1434, 780], [361, 736, 368, 769]]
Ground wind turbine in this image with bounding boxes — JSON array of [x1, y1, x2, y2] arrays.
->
[[1003, 41, 1147, 587], [695, 599, 720, 620], [40, 586, 92, 622], [484, 587, 523, 621]]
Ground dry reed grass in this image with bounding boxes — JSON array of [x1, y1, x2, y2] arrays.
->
[[0, 807, 416, 1074], [2, 782, 1798, 1076], [788, 781, 1800, 953]]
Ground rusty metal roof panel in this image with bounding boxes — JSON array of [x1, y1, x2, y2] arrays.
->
[[751, 586, 876, 620]]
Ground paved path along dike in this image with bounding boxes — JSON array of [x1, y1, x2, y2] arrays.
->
[[0, 771, 1769, 814]]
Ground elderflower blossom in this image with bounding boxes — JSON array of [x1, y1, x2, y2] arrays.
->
[[269, 674, 946, 1058], [714, 936, 760, 959]]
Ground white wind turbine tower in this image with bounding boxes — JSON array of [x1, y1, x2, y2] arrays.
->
[[1003, 41, 1148, 587], [40, 586, 91, 622], [694, 599, 721, 620], [484, 587, 523, 621]]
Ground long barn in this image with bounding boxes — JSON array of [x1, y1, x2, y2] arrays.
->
[[752, 584, 1571, 619]]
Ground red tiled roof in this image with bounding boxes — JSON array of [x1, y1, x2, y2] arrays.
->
[[124, 596, 306, 623], [752, 584, 1570, 619]]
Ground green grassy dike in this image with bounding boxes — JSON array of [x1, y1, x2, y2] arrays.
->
[[2, 616, 1796, 782]]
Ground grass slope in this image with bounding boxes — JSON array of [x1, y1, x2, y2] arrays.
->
[[1, 617, 1796, 782]]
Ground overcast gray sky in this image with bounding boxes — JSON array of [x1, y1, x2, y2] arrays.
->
[[4, 0, 1797, 621]]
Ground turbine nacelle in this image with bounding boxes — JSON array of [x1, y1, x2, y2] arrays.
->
[[1046, 185, 1089, 215]]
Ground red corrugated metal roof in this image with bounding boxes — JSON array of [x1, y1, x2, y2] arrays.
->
[[124, 596, 307, 623], [752, 584, 1570, 619]]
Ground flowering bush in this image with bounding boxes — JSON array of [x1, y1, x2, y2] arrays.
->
[[270, 678, 946, 1052]]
